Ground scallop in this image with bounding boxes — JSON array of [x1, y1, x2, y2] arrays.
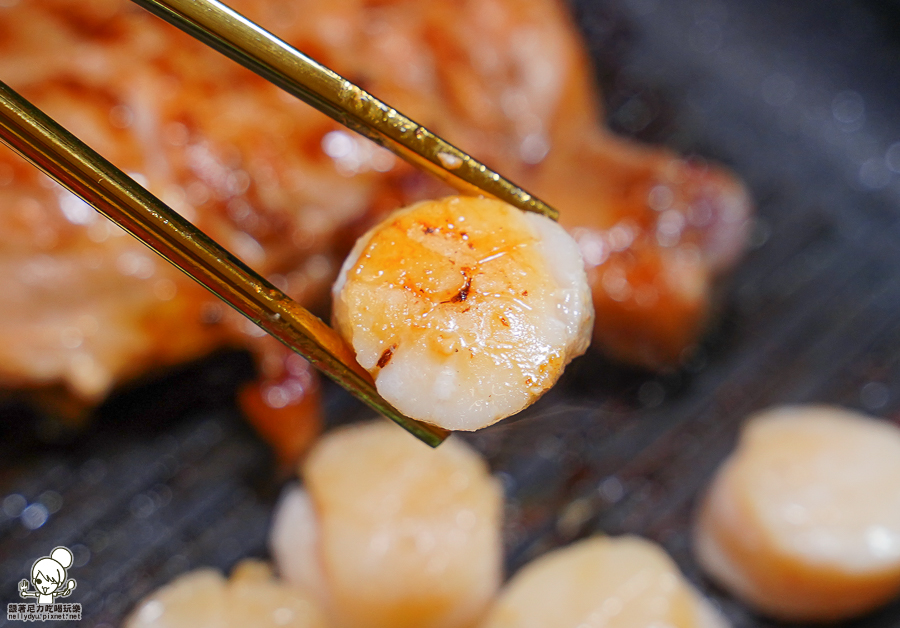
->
[[694, 405, 900, 621], [332, 195, 594, 431], [270, 420, 503, 628], [124, 560, 327, 628], [480, 535, 728, 628]]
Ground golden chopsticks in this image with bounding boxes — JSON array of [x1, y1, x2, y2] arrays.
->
[[0, 80, 448, 447], [130, 0, 558, 221]]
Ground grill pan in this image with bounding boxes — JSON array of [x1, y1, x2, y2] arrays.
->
[[4, 0, 900, 626]]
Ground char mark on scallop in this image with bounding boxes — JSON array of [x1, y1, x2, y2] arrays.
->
[[377, 345, 396, 368], [446, 269, 473, 304]]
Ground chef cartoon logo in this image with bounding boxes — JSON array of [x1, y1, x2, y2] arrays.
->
[[6, 546, 81, 622]]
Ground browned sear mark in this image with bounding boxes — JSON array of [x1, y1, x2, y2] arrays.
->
[[447, 268, 473, 303], [499, 315, 509, 326], [377, 344, 396, 368]]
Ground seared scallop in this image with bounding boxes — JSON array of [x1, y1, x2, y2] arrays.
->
[[481, 535, 728, 628], [332, 195, 593, 431], [270, 420, 503, 628], [695, 405, 900, 621]]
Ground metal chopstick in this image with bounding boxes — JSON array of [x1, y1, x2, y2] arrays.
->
[[0, 80, 449, 447], [130, 0, 559, 221]]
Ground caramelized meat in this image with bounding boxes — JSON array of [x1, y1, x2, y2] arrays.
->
[[0, 0, 751, 435]]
